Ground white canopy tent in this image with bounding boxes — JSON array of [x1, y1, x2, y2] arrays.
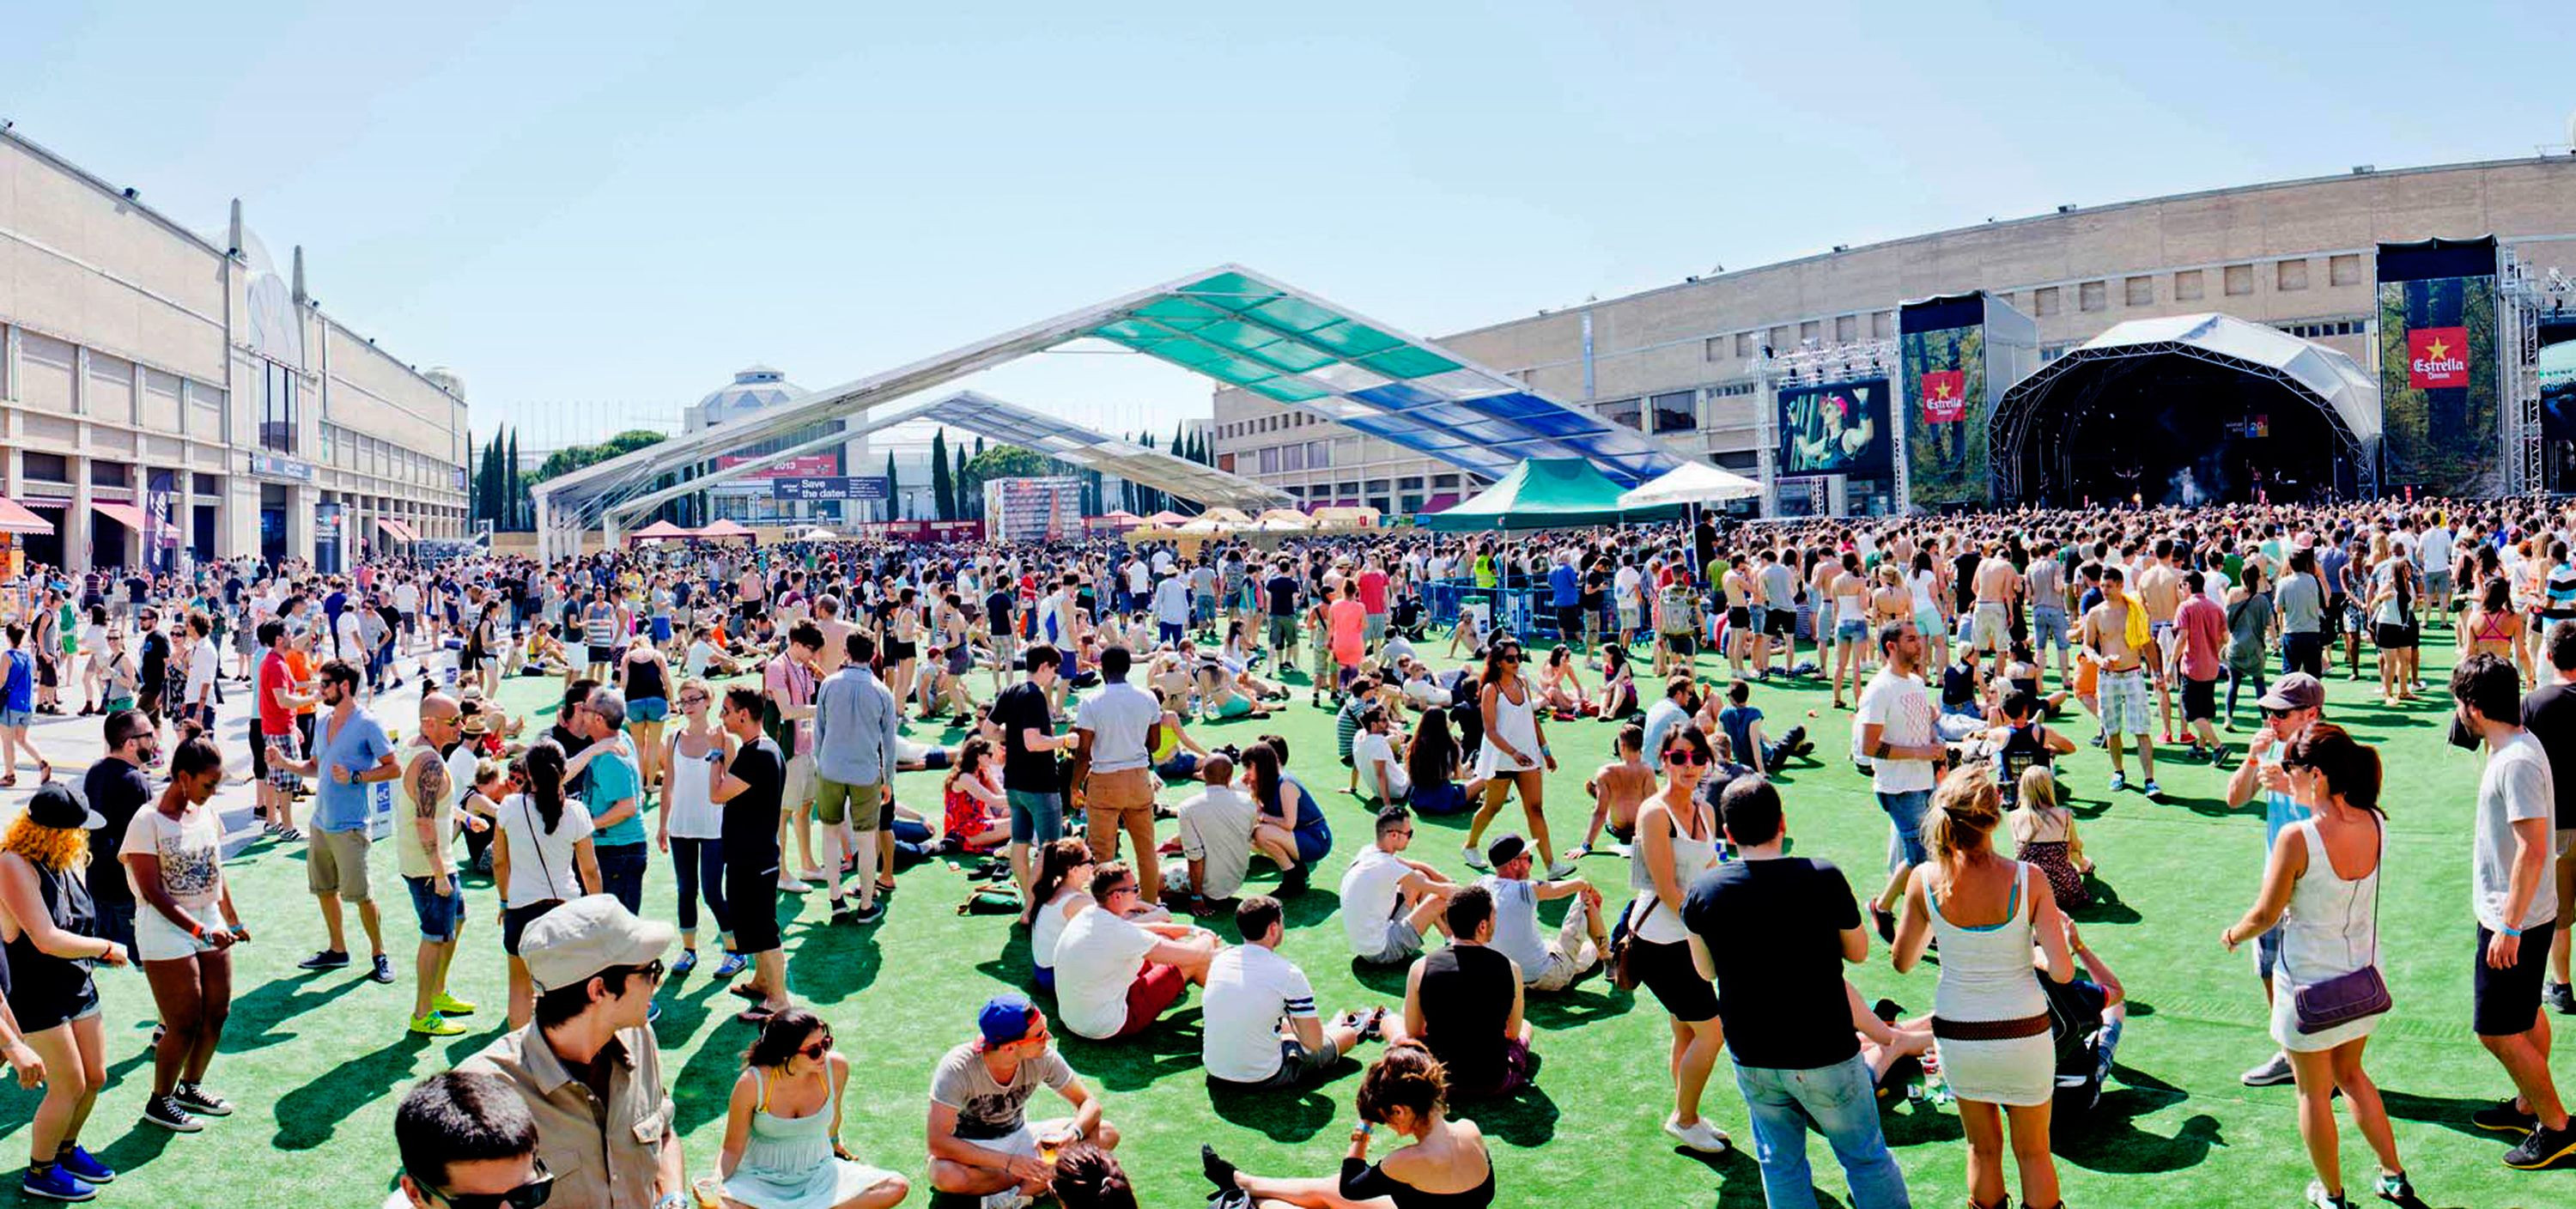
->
[[1618, 461, 1763, 509]]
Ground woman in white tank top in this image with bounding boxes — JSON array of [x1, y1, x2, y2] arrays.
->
[[659, 679, 730, 973], [1623, 722, 1730, 1154], [1464, 641, 1564, 878], [2221, 725, 2412, 1207], [1893, 766, 2075, 1209]]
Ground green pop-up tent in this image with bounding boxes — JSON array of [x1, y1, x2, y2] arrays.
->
[[1420, 458, 1682, 532]]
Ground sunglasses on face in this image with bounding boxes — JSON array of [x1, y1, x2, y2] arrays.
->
[[1664, 749, 1710, 767], [423, 1160, 555, 1209], [2261, 707, 2291, 720]]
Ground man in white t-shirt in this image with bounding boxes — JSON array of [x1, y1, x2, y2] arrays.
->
[[1614, 560, 1644, 645], [1202, 895, 1383, 1090], [336, 604, 369, 675], [1339, 806, 1456, 965], [2420, 513, 2456, 618], [1052, 861, 1220, 1040], [1353, 707, 1410, 804], [1165, 754, 1256, 911], [1854, 620, 1941, 939]]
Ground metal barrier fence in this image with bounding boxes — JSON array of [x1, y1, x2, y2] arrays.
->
[[1420, 578, 1616, 645]]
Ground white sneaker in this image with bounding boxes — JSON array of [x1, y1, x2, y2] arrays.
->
[[1545, 859, 1579, 881], [1462, 844, 1491, 872], [981, 1190, 1034, 1209], [1664, 1113, 1731, 1153]]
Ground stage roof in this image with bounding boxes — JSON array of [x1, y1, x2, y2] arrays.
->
[[534, 265, 1681, 535], [913, 392, 1291, 513], [2063, 313, 2380, 440]]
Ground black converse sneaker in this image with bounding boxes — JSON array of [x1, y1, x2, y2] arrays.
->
[[142, 1094, 202, 1133], [172, 1083, 233, 1117]]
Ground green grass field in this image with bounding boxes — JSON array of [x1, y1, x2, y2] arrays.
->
[[1, 627, 2566, 1208]]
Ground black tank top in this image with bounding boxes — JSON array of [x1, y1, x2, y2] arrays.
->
[[1418, 945, 1513, 1093], [3, 860, 96, 1024], [626, 655, 666, 703], [1997, 722, 2054, 807]]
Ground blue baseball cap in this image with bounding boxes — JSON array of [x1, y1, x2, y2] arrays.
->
[[977, 993, 1038, 1048]]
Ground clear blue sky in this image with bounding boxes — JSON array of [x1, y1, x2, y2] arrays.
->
[[7, 1, 2570, 453]]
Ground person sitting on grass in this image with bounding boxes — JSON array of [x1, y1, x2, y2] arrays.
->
[[2009, 766, 2093, 909], [1244, 740, 1332, 895], [1403, 884, 1537, 1099], [715, 1009, 909, 1209], [940, 735, 1011, 856], [1203, 895, 1391, 1093], [1047, 1142, 1139, 1209], [1202, 1042, 1496, 1209], [1715, 679, 1813, 775], [1166, 754, 1258, 916], [1539, 643, 1595, 719], [927, 993, 1120, 1207], [1572, 724, 1656, 859], [1402, 710, 1478, 817], [1149, 690, 1213, 781], [1340, 805, 1459, 967], [1053, 861, 1223, 1042], [1479, 834, 1607, 993], [1353, 706, 1411, 806]]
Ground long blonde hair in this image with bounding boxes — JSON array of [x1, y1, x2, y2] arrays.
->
[[1922, 764, 2002, 866], [2, 815, 89, 874]]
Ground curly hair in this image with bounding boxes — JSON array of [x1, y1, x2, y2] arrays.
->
[[2, 815, 90, 874], [1356, 1040, 1449, 1126]]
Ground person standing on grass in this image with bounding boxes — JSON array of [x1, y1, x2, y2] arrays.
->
[[813, 631, 898, 926], [292, 659, 399, 986], [712, 685, 793, 1024], [564, 688, 648, 916], [252, 620, 310, 837], [2222, 671, 2328, 1090], [395, 693, 478, 1037], [1462, 641, 1566, 878], [2220, 724, 2415, 1209], [1684, 775, 1908, 1209], [1, 783, 127, 1201], [121, 732, 243, 1139], [2516, 619, 2576, 1018], [762, 623, 823, 893], [2081, 566, 2160, 797], [2450, 653, 2576, 1170], [462, 896, 685, 1209], [991, 642, 1075, 904], [1857, 620, 1940, 940], [1071, 644, 1165, 904], [659, 678, 740, 982], [1893, 766, 2074, 1209], [1625, 723, 1732, 1155], [81, 709, 155, 962]]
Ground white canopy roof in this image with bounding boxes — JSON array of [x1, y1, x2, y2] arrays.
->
[[1618, 461, 1763, 509], [2063, 313, 2380, 441]]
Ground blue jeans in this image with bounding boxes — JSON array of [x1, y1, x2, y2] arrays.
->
[[1006, 790, 1064, 846], [1876, 788, 1931, 869], [1733, 1054, 1911, 1209], [595, 843, 648, 916], [671, 835, 729, 939]]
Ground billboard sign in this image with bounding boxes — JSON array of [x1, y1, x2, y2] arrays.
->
[[770, 476, 890, 502], [718, 453, 841, 480], [1777, 378, 1892, 477], [2377, 237, 2500, 496]]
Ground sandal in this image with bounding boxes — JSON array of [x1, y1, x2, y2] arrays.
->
[[874, 877, 898, 893]]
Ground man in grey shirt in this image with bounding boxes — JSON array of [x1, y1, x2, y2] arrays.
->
[[813, 631, 899, 925], [2275, 546, 2326, 679]]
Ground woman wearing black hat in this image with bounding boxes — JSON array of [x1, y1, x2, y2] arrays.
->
[[0, 781, 129, 1200]]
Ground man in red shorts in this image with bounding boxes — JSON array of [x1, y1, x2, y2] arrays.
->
[[1052, 861, 1220, 1039]]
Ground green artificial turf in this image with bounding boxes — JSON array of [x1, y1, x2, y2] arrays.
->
[[1, 627, 2566, 1208]]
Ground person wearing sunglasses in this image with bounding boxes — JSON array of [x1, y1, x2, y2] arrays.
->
[[2220, 671, 2327, 1090], [386, 1071, 552, 1209], [459, 895, 686, 1209], [715, 1010, 909, 1209]]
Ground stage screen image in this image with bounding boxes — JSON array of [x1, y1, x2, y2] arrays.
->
[[1777, 379, 1892, 477], [2376, 238, 2500, 496], [1900, 324, 1988, 508], [2543, 319, 2576, 490]]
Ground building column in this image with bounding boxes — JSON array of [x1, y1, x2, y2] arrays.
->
[[66, 453, 94, 577], [225, 479, 259, 562]]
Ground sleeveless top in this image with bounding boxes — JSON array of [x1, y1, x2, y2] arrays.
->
[[1996, 723, 2055, 808], [1928, 861, 2045, 1024], [723, 1065, 845, 1203], [664, 730, 722, 841], [2275, 817, 2380, 987], [2, 860, 98, 1024], [626, 654, 666, 704], [1479, 678, 1541, 774], [1628, 798, 1718, 945]]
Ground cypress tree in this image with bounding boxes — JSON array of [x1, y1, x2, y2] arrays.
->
[[505, 428, 523, 530], [930, 428, 952, 520], [885, 451, 902, 521]]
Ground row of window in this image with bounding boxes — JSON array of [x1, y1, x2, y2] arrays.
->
[[1220, 411, 1317, 440], [320, 420, 459, 492], [2018, 255, 2365, 318], [1279, 474, 1463, 497], [2278, 319, 2366, 339]]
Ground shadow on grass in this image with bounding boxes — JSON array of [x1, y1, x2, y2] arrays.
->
[[2169, 792, 2258, 821], [274, 1033, 434, 1150], [223, 969, 369, 1053], [1057, 1006, 1206, 1092], [1450, 1078, 1558, 1146], [1662, 1131, 1778, 1207], [1207, 1065, 1351, 1141], [1349, 957, 1412, 998], [972, 926, 1036, 988], [2380, 1088, 2517, 1141], [1522, 985, 1637, 1031], [1281, 888, 1342, 933], [1877, 1094, 1965, 1148], [2065, 879, 2142, 925], [2057, 1060, 2222, 1175]]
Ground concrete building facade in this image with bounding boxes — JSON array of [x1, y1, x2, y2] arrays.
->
[[0, 128, 469, 575], [1210, 155, 2576, 513]]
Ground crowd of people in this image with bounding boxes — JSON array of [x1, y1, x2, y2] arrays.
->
[[0, 494, 2572, 1208]]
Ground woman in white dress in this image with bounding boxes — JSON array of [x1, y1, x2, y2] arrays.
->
[[1462, 641, 1562, 878], [2221, 724, 2412, 1209], [1893, 764, 2074, 1209]]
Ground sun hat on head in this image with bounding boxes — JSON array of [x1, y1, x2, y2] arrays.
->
[[520, 895, 675, 994]]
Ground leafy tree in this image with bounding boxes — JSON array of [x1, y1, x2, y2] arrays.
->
[[505, 428, 523, 530], [930, 428, 953, 520], [532, 429, 667, 483]]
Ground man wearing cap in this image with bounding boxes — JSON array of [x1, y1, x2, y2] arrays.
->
[[460, 895, 686, 1209], [2221, 671, 2325, 1088], [1478, 834, 1608, 993], [927, 993, 1119, 1207]]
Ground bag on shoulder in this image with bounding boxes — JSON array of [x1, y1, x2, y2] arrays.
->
[[1608, 896, 1656, 992]]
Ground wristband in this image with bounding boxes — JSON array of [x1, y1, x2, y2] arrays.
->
[[2500, 925, 2524, 938]]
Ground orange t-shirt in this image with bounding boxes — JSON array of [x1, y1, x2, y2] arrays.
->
[[284, 649, 319, 715]]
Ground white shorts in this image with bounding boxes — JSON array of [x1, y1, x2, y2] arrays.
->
[[135, 905, 216, 963], [784, 751, 817, 809]]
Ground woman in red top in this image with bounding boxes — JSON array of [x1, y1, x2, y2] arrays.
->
[[941, 736, 1009, 854]]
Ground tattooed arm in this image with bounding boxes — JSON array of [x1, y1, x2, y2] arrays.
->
[[409, 748, 457, 894]]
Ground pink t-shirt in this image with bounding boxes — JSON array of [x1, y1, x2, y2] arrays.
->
[[762, 654, 816, 756], [1329, 598, 1367, 667], [1357, 569, 1389, 614], [2174, 594, 2227, 683]]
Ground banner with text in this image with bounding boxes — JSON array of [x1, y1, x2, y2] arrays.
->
[[1898, 294, 1991, 510], [770, 476, 890, 502], [2377, 237, 2500, 496]]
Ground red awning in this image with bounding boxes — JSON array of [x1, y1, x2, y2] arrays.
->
[[0, 499, 53, 536], [92, 501, 149, 532], [376, 518, 420, 543]]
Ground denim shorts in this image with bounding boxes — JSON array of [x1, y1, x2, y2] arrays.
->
[[405, 874, 467, 943], [1007, 789, 1065, 846], [0, 707, 29, 730], [1836, 618, 1868, 643], [2032, 605, 2069, 651], [627, 697, 668, 724], [1877, 788, 1932, 868]]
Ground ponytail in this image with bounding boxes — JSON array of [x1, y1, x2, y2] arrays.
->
[[526, 744, 568, 835], [1921, 764, 2002, 866]]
